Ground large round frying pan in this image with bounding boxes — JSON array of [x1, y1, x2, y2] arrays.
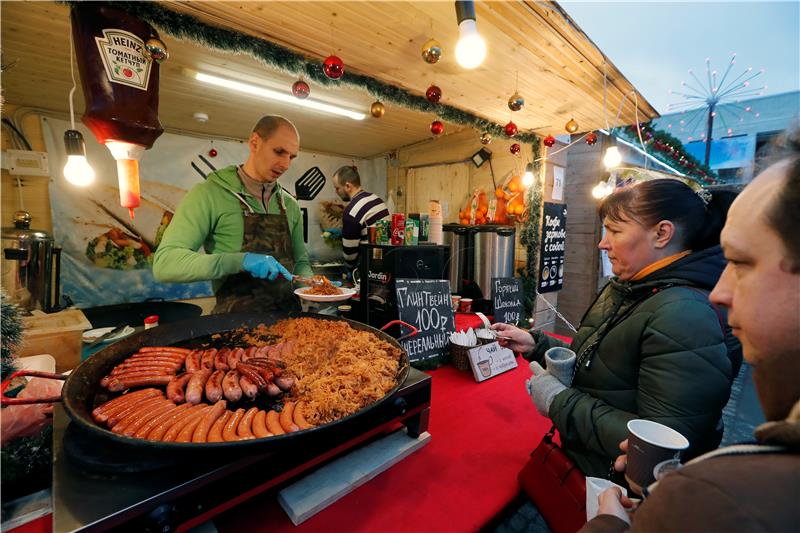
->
[[2, 312, 412, 451]]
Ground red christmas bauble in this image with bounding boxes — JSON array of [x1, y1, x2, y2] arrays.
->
[[292, 80, 310, 99], [426, 84, 442, 104], [504, 121, 518, 137], [510, 143, 521, 155], [208, 148, 218, 157], [585, 132, 598, 145], [323, 55, 344, 79], [543, 135, 556, 147], [430, 120, 444, 136]]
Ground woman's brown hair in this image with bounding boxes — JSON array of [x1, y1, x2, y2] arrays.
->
[[598, 178, 737, 251]]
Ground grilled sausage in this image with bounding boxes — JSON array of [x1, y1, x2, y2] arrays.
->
[[238, 375, 259, 399], [191, 400, 228, 442], [163, 405, 210, 442], [166, 373, 192, 404], [214, 348, 231, 371], [226, 347, 244, 370], [265, 410, 285, 435], [207, 410, 231, 443], [222, 370, 242, 402], [107, 395, 165, 428], [237, 407, 259, 439], [185, 369, 212, 405], [222, 408, 246, 441], [176, 406, 213, 443], [139, 346, 192, 355], [92, 389, 162, 423], [107, 375, 173, 393], [279, 402, 301, 433], [146, 404, 205, 441], [201, 348, 217, 370], [185, 350, 202, 373], [113, 357, 184, 369], [122, 353, 185, 363], [237, 364, 267, 391], [204, 370, 225, 403], [293, 400, 314, 430], [134, 403, 191, 439], [102, 368, 176, 388], [121, 400, 177, 436], [252, 410, 272, 438], [273, 375, 295, 392]]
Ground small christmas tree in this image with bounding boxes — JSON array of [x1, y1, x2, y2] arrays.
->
[[1, 289, 23, 378]]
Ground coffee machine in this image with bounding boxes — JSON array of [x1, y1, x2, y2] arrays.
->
[[1, 211, 61, 313]]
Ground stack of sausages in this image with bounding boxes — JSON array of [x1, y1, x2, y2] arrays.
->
[[91, 389, 313, 443], [100, 344, 295, 403]]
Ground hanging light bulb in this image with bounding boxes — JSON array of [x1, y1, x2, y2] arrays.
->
[[454, 1, 487, 69], [592, 182, 609, 199], [603, 146, 622, 169], [63, 130, 95, 186], [522, 162, 535, 187]]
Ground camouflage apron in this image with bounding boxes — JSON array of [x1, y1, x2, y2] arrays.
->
[[213, 186, 300, 314]]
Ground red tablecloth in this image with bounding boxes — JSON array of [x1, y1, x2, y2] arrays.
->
[[216, 360, 551, 533]]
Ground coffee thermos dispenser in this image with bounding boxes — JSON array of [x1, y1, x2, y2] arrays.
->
[[1, 211, 62, 312]]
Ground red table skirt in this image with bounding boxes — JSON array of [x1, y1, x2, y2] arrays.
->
[[216, 360, 552, 533]]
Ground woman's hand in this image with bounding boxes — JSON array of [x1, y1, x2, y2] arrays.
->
[[490, 323, 535, 353], [597, 487, 637, 525]]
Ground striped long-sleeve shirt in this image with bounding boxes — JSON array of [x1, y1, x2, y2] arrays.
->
[[342, 190, 390, 268]]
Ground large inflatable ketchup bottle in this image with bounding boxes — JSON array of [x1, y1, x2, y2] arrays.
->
[[70, 3, 164, 218]]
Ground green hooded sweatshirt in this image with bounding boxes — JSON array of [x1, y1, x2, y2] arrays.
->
[[153, 165, 313, 291]]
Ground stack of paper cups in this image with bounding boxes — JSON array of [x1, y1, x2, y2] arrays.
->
[[429, 215, 443, 244]]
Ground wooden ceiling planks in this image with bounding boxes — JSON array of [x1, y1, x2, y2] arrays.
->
[[1, 1, 657, 158]]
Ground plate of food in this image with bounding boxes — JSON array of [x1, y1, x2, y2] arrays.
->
[[293, 275, 356, 302]]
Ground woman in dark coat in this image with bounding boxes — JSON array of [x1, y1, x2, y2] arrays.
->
[[493, 179, 742, 479]]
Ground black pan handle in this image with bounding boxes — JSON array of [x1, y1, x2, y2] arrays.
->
[[381, 320, 419, 342], [1, 370, 67, 406]]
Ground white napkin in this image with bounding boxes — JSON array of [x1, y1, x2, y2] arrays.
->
[[585, 477, 628, 521]]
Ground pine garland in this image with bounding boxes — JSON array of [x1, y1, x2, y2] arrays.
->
[[65, 1, 541, 144], [617, 123, 718, 185], [1, 289, 23, 378], [518, 140, 544, 318]]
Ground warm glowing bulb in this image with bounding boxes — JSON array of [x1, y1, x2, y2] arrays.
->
[[592, 182, 608, 199], [603, 146, 622, 169], [63, 155, 95, 186], [455, 20, 486, 69], [522, 163, 535, 187]]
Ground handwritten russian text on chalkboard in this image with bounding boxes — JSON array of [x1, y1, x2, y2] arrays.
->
[[492, 277, 524, 325], [395, 279, 455, 362]]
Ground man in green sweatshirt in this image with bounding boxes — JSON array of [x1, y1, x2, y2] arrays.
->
[[153, 115, 313, 313]]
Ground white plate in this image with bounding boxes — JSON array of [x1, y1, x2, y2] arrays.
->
[[293, 287, 357, 303], [81, 326, 135, 344]]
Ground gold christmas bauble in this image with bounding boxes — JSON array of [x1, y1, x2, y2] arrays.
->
[[143, 38, 169, 63], [370, 101, 386, 118], [421, 39, 442, 64], [565, 117, 580, 134]]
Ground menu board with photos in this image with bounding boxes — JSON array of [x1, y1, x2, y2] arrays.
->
[[537, 202, 567, 293], [492, 277, 525, 325], [395, 279, 455, 362]]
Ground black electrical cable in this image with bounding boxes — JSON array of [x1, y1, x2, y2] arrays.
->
[[1, 118, 33, 151]]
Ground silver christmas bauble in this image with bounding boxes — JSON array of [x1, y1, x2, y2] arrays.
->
[[144, 38, 169, 63]]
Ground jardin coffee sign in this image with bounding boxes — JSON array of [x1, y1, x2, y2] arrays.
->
[[537, 202, 567, 293], [95, 29, 153, 90]]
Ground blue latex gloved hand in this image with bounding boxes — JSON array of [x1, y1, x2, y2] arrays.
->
[[242, 253, 292, 281]]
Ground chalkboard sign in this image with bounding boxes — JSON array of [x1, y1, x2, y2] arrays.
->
[[395, 279, 455, 363], [538, 202, 567, 293], [492, 277, 525, 325]]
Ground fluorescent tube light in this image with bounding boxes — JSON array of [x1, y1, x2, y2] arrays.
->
[[195, 72, 366, 121]]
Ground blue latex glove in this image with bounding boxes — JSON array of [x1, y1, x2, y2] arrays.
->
[[242, 253, 293, 281]]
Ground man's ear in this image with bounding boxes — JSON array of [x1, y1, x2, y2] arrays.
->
[[653, 220, 677, 249], [248, 132, 260, 152]]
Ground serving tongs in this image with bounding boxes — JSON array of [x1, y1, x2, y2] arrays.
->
[[291, 275, 325, 287]]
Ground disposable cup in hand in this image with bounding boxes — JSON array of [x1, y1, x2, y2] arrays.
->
[[625, 419, 689, 494], [544, 347, 575, 363]]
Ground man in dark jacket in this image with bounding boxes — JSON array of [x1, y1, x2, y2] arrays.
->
[[582, 135, 800, 532]]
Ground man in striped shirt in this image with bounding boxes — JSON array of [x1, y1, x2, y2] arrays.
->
[[333, 166, 391, 269]]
